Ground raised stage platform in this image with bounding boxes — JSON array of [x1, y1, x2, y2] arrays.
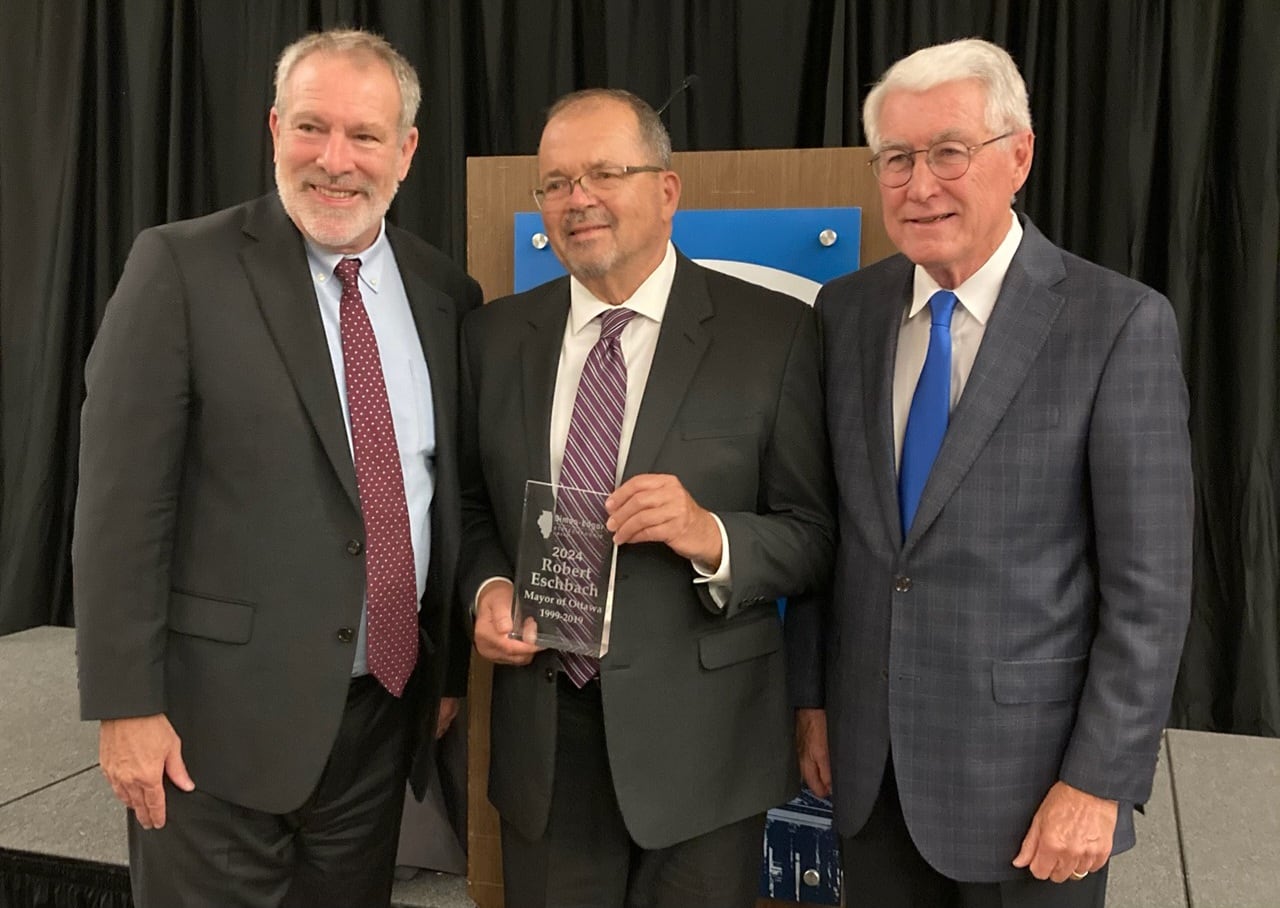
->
[[2, 625, 1278, 907], [0, 626, 471, 908]]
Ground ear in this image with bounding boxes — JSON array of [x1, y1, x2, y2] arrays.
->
[[396, 126, 420, 181], [268, 107, 281, 163], [1010, 130, 1035, 194], [660, 169, 682, 219]]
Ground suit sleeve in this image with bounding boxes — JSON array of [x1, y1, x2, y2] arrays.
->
[[783, 288, 835, 707], [1059, 290, 1193, 803], [715, 301, 836, 619], [456, 311, 516, 628], [73, 229, 190, 720], [442, 276, 484, 695]]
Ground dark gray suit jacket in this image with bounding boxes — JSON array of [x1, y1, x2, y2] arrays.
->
[[459, 252, 835, 848], [74, 193, 481, 812], [788, 217, 1193, 881]]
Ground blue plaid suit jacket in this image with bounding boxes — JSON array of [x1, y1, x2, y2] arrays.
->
[[788, 216, 1193, 881]]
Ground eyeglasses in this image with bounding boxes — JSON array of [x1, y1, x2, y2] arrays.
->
[[869, 132, 1015, 187], [532, 165, 665, 208]]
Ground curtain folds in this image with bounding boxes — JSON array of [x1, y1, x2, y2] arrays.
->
[[0, 851, 131, 908]]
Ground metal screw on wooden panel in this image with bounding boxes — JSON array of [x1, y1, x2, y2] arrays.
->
[[802, 868, 821, 886], [531, 232, 549, 249], [819, 229, 838, 247]]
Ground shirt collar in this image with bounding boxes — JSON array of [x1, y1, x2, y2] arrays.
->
[[304, 220, 391, 296], [908, 212, 1023, 325], [567, 242, 677, 335]]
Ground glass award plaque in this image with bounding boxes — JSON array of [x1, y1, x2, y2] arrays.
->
[[511, 480, 615, 657]]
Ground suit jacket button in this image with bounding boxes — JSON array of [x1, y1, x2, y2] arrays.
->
[[346, 539, 363, 555], [545, 668, 556, 682], [894, 575, 912, 593], [336, 627, 355, 643]]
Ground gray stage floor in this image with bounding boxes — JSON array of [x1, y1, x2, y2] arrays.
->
[[0, 625, 471, 908], [4, 625, 1279, 907]]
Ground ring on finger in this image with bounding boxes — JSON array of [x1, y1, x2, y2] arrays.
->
[[1070, 870, 1089, 880]]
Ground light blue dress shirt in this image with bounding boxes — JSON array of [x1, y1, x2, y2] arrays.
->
[[304, 223, 435, 676]]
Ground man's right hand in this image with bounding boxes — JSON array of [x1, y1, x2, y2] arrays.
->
[[99, 714, 195, 830], [473, 578, 543, 665], [796, 707, 833, 798]]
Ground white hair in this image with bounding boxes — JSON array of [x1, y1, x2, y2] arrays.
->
[[862, 38, 1032, 150]]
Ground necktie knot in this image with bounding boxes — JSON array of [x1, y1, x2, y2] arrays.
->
[[929, 289, 958, 328], [335, 257, 362, 291], [599, 306, 635, 343]]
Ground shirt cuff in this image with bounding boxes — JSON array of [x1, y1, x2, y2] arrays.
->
[[472, 576, 513, 620], [691, 514, 731, 610]]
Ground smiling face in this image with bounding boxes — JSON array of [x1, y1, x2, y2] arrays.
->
[[876, 79, 1033, 288], [270, 51, 418, 254], [536, 99, 680, 303]]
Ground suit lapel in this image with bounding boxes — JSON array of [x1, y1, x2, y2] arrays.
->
[[622, 255, 711, 479], [903, 222, 1067, 551], [239, 195, 359, 509], [521, 284, 570, 483], [861, 266, 912, 549]]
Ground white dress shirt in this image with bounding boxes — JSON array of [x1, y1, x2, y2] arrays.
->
[[305, 222, 435, 675], [554, 241, 731, 601], [892, 213, 1023, 471], [476, 242, 731, 612]]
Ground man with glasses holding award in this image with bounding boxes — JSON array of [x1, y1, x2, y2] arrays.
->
[[787, 39, 1193, 908], [459, 88, 833, 907]]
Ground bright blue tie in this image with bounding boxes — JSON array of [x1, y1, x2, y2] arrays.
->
[[899, 290, 959, 535]]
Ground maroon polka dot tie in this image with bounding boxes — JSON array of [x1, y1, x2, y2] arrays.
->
[[335, 258, 418, 697]]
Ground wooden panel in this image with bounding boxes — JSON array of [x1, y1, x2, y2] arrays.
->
[[465, 155, 540, 303], [465, 146, 888, 908], [674, 147, 894, 268], [467, 148, 893, 304], [465, 655, 504, 907]]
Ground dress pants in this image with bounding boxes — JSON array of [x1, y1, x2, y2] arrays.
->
[[500, 674, 765, 908], [128, 673, 410, 908], [841, 758, 1109, 908]]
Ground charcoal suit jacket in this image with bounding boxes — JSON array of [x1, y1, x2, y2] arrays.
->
[[459, 252, 835, 848], [74, 193, 480, 811]]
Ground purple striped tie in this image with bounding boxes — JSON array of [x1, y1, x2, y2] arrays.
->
[[557, 306, 635, 686]]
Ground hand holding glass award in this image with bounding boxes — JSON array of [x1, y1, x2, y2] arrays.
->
[[511, 480, 616, 657]]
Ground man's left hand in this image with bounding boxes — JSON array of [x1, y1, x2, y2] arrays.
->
[[435, 697, 461, 739], [795, 708, 832, 798], [1013, 780, 1117, 882], [606, 474, 722, 568]]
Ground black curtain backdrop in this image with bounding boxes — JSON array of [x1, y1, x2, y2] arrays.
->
[[1, 1, 1277, 735]]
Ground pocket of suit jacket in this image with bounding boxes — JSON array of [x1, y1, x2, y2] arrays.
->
[[168, 589, 256, 644], [990, 654, 1088, 704], [698, 615, 782, 671]]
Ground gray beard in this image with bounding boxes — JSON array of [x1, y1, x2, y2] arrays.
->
[[274, 168, 398, 250]]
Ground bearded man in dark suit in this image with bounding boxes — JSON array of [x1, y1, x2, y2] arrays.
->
[[73, 28, 479, 907]]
